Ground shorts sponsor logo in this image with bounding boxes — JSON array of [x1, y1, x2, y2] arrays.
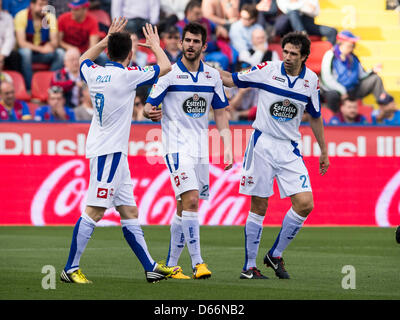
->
[[97, 188, 108, 199], [182, 94, 207, 118], [269, 99, 298, 122], [181, 172, 188, 181]]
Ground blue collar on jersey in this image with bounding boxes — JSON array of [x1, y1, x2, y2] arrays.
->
[[105, 61, 125, 69], [280, 62, 306, 88], [177, 58, 204, 83]]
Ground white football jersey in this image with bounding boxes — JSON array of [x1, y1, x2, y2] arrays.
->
[[146, 59, 228, 158], [233, 60, 321, 141], [80, 60, 160, 158]]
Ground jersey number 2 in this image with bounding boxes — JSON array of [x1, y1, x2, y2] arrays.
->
[[95, 93, 105, 126]]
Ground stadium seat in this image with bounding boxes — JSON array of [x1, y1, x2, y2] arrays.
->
[[4, 71, 31, 101], [357, 100, 373, 123], [306, 41, 332, 75], [137, 38, 157, 64], [32, 63, 50, 72], [321, 106, 334, 123], [90, 9, 111, 27], [268, 43, 283, 60], [31, 71, 54, 102]]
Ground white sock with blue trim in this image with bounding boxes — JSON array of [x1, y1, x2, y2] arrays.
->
[[166, 214, 185, 267], [181, 210, 203, 268], [270, 207, 306, 258], [64, 212, 96, 273], [121, 219, 156, 272], [243, 212, 264, 270]]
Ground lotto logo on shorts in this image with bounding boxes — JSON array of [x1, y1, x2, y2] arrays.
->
[[97, 188, 108, 199]]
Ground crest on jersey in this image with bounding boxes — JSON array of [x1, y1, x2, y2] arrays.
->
[[269, 99, 298, 122], [182, 94, 207, 119]]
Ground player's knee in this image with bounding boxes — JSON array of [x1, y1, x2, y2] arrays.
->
[[182, 195, 199, 211], [295, 200, 314, 217]]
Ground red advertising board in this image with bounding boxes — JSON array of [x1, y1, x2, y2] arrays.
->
[[0, 123, 399, 226]]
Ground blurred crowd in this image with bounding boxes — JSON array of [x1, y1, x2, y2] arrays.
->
[[0, 0, 398, 125]]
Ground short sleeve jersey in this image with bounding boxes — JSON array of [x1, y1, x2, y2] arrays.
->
[[232, 61, 321, 141], [146, 59, 228, 158], [80, 59, 160, 158]]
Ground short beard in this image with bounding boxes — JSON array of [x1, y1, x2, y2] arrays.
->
[[183, 48, 201, 61]]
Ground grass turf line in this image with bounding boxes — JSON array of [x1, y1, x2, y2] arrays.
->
[[0, 226, 399, 300]]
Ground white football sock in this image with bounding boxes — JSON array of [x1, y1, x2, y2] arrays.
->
[[64, 212, 96, 273], [243, 211, 264, 270], [166, 214, 185, 267], [121, 218, 156, 271], [270, 207, 306, 258], [181, 210, 203, 268]]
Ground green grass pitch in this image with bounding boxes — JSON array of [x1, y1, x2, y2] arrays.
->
[[0, 226, 399, 300]]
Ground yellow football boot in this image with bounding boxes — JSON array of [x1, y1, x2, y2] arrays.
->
[[193, 263, 212, 279], [60, 269, 92, 284]]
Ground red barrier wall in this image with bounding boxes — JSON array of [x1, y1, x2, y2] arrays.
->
[[1, 123, 399, 226]]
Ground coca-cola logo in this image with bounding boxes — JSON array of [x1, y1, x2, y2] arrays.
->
[[375, 170, 400, 227], [30, 159, 249, 226]]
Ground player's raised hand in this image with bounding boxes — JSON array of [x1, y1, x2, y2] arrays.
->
[[139, 23, 161, 50], [319, 153, 329, 176], [108, 17, 128, 35]]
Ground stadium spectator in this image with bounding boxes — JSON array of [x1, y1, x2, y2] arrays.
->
[[229, 4, 263, 56], [162, 25, 182, 64], [329, 98, 368, 125], [74, 83, 93, 121], [34, 85, 76, 121], [2, 0, 30, 17], [239, 28, 280, 65], [0, 0, 20, 72], [224, 62, 258, 121], [275, 0, 337, 45], [387, 0, 400, 10], [132, 93, 150, 122], [58, 0, 107, 66], [111, 0, 160, 38], [371, 93, 400, 125], [129, 33, 148, 68], [50, 47, 82, 108], [0, 81, 31, 120], [14, 0, 64, 90], [202, 0, 240, 30], [320, 30, 389, 113], [176, 0, 237, 70]]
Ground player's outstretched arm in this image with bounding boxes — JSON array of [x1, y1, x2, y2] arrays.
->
[[140, 23, 172, 77], [214, 108, 233, 170], [218, 69, 235, 88], [309, 116, 329, 175], [79, 17, 128, 65]]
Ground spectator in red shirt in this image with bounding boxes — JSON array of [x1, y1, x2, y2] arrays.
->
[[58, 0, 107, 65], [50, 47, 82, 108]]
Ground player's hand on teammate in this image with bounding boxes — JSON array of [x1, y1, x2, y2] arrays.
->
[[319, 152, 329, 176], [139, 23, 161, 50], [143, 104, 162, 122], [107, 17, 128, 36]]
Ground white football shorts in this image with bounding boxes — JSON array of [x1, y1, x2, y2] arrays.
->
[[86, 152, 136, 208], [164, 153, 210, 200], [239, 129, 312, 199]]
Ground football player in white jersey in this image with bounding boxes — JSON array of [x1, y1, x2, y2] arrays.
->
[[144, 23, 233, 280], [219, 32, 329, 279], [60, 18, 180, 284]]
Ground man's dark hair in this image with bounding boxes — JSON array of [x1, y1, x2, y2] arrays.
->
[[107, 32, 132, 62], [281, 31, 311, 63], [184, 0, 201, 16], [182, 22, 207, 46], [241, 4, 258, 20]]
